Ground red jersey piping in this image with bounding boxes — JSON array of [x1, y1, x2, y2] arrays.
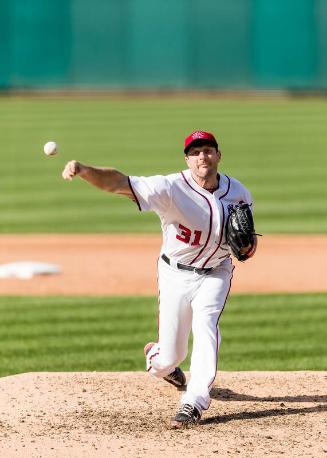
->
[[202, 175, 231, 268], [181, 171, 213, 265], [127, 176, 141, 211]]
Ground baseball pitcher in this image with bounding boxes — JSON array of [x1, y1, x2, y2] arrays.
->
[[62, 130, 258, 428]]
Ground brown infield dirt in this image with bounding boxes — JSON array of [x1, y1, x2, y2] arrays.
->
[[0, 234, 326, 457], [0, 234, 327, 295]]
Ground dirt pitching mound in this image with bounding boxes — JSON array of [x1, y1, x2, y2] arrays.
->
[[0, 372, 326, 457]]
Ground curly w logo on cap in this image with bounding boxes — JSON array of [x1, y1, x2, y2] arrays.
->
[[184, 130, 218, 153]]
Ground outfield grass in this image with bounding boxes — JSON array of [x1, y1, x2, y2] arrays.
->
[[1, 97, 327, 233], [0, 293, 326, 377]]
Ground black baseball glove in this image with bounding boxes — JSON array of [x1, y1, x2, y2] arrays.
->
[[226, 202, 259, 261]]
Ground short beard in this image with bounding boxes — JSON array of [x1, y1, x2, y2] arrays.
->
[[195, 166, 216, 180]]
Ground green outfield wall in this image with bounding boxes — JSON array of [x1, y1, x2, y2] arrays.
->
[[1, 0, 327, 90]]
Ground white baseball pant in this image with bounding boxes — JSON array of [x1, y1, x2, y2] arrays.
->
[[146, 257, 234, 413]]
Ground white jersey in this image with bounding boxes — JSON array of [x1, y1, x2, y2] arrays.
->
[[129, 169, 252, 269]]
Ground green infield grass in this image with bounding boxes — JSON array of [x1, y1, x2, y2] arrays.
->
[[2, 96, 327, 233], [0, 293, 325, 377]]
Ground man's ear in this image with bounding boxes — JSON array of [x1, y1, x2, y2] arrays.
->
[[184, 154, 189, 164], [217, 149, 222, 162]]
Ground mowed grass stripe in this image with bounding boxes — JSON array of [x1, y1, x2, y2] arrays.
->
[[2, 97, 327, 233], [0, 293, 326, 377]]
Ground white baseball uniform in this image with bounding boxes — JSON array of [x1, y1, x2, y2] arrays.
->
[[129, 168, 253, 413]]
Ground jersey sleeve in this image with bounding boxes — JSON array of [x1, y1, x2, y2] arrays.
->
[[128, 175, 172, 214], [231, 176, 254, 212], [243, 187, 254, 210]]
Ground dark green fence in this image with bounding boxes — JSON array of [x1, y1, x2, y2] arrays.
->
[[1, 0, 326, 90]]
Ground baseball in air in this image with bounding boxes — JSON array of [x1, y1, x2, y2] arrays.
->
[[43, 141, 58, 156]]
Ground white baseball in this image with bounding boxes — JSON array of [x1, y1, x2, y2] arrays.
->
[[43, 141, 58, 156]]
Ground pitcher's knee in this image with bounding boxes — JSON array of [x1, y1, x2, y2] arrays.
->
[[163, 349, 187, 369], [154, 341, 188, 370], [156, 354, 179, 371]]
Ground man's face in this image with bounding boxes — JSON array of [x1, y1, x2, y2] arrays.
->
[[185, 144, 221, 179]]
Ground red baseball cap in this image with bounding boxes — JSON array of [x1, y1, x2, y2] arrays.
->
[[184, 130, 218, 154]]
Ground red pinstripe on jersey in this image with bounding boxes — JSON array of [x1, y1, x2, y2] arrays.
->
[[202, 176, 231, 268], [180, 171, 213, 265]]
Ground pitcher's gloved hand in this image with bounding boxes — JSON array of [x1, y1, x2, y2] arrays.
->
[[226, 202, 259, 261]]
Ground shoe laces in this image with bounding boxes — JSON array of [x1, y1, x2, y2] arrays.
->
[[178, 403, 196, 417]]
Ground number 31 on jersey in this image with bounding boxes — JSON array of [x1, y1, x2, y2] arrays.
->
[[176, 224, 202, 246]]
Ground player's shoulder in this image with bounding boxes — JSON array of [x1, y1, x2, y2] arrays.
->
[[138, 172, 181, 193], [222, 174, 252, 203], [226, 174, 250, 193], [165, 171, 182, 180], [160, 171, 183, 185]]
